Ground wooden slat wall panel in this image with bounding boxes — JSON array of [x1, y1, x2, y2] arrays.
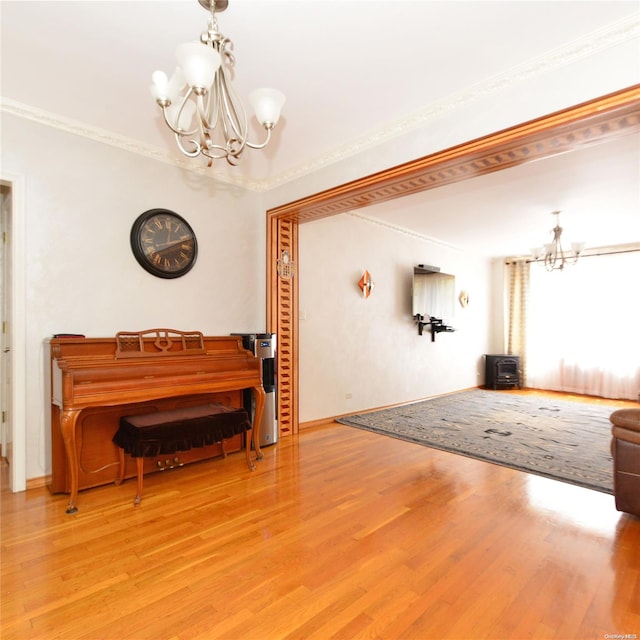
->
[[267, 218, 298, 436]]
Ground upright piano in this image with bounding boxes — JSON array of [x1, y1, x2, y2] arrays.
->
[[48, 329, 265, 513]]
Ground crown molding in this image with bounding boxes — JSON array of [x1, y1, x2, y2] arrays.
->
[[0, 98, 265, 191], [2, 12, 637, 193], [264, 13, 640, 190], [348, 212, 465, 253]]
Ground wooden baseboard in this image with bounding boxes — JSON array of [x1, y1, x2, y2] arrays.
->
[[299, 417, 338, 430], [0, 461, 48, 492], [299, 387, 481, 430], [298, 386, 639, 431], [27, 475, 49, 491]]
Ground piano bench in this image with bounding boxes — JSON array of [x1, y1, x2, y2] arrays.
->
[[113, 403, 252, 506]]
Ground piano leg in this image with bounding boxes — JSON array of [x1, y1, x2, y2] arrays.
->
[[245, 429, 255, 470], [60, 408, 82, 514], [252, 385, 266, 461]]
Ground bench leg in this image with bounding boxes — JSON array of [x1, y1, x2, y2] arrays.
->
[[134, 457, 144, 506], [115, 448, 126, 485]]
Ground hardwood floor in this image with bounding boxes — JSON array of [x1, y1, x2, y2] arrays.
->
[[2, 415, 640, 639]]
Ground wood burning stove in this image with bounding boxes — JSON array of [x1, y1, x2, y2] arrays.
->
[[484, 354, 521, 389]]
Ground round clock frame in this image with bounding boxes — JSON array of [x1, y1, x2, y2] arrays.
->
[[130, 209, 198, 279]]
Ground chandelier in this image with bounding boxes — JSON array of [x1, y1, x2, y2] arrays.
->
[[150, 0, 285, 166], [531, 211, 585, 271]]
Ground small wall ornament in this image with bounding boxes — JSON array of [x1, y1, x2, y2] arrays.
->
[[358, 270, 375, 298], [276, 250, 295, 280], [459, 290, 470, 308]]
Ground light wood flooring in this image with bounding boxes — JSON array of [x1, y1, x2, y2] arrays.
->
[[2, 401, 640, 639]]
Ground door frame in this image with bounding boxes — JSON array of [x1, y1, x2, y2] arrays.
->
[[266, 85, 640, 436], [1, 172, 27, 492]]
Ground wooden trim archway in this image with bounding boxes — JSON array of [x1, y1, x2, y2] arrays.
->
[[267, 84, 640, 436]]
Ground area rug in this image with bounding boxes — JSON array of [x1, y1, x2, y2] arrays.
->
[[337, 389, 619, 494]]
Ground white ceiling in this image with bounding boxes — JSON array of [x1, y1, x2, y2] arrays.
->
[[360, 134, 640, 257], [1, 0, 639, 257]]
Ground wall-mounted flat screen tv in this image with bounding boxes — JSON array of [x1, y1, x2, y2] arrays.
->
[[412, 265, 456, 320]]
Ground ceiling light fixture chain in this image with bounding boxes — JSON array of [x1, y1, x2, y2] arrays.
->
[[531, 210, 585, 271], [150, 0, 285, 167]]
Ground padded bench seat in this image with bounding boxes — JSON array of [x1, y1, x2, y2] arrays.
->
[[113, 403, 252, 505]]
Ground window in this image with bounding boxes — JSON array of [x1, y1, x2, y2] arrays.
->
[[526, 250, 640, 399]]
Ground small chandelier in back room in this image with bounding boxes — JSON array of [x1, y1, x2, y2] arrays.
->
[[531, 210, 585, 272], [150, 0, 285, 167]]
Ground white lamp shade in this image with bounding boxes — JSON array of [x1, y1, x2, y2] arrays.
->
[[249, 88, 286, 126], [571, 241, 586, 254], [150, 70, 169, 101], [166, 68, 187, 101], [175, 42, 221, 89], [166, 100, 196, 131]]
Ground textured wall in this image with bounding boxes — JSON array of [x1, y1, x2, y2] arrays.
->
[[298, 213, 492, 422]]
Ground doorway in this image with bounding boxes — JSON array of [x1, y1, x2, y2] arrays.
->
[[1, 173, 27, 492]]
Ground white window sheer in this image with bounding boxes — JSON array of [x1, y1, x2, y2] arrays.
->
[[526, 250, 640, 400]]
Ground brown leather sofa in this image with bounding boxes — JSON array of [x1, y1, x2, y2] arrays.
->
[[610, 408, 640, 517]]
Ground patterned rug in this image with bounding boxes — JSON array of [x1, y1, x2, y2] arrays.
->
[[337, 389, 619, 494]]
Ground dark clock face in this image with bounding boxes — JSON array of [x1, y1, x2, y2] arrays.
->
[[130, 209, 197, 279]]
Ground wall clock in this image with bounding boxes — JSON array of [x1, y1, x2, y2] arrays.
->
[[130, 209, 198, 279]]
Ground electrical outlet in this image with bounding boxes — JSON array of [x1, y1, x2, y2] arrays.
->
[[345, 393, 352, 400]]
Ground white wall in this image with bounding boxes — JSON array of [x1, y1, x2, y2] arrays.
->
[[298, 213, 492, 423], [2, 115, 264, 480]]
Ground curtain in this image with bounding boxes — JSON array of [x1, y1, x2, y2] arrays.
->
[[525, 250, 640, 400], [506, 259, 530, 385]]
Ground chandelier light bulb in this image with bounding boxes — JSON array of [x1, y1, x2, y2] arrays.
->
[[250, 89, 286, 127], [175, 41, 221, 89], [166, 101, 196, 131], [166, 68, 187, 100], [571, 241, 586, 255], [150, 70, 170, 101]]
